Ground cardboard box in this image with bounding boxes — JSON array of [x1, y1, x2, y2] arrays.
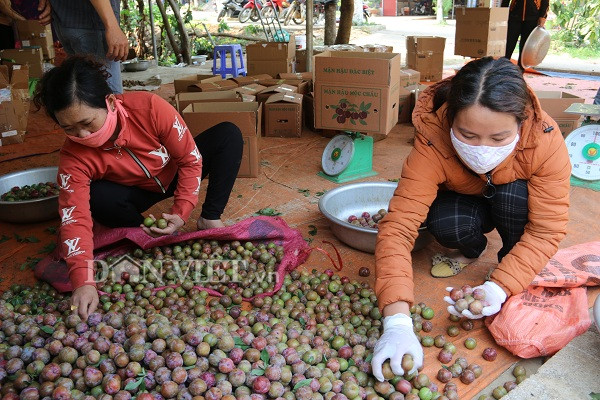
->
[[314, 51, 401, 136], [247, 59, 296, 78], [175, 91, 242, 113], [535, 91, 586, 120], [187, 80, 238, 93], [555, 118, 581, 137], [173, 74, 221, 94], [454, 7, 509, 58], [0, 65, 29, 146], [246, 37, 296, 61], [257, 78, 310, 95], [406, 36, 445, 82], [235, 84, 267, 98], [230, 74, 272, 86], [279, 72, 313, 80], [182, 102, 262, 178], [264, 93, 303, 137], [398, 83, 428, 123], [0, 48, 43, 78], [256, 84, 298, 104], [15, 20, 54, 60], [399, 68, 421, 88]]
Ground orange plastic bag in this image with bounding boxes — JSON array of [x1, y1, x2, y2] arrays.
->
[[486, 241, 600, 358]]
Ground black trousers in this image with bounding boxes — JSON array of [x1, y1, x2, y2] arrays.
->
[[504, 18, 538, 68], [89, 122, 243, 227], [426, 180, 528, 262]]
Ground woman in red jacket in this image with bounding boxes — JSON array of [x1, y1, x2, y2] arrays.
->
[[33, 56, 243, 320]]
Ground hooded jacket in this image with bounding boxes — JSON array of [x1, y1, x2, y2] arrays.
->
[[375, 80, 571, 311], [57, 92, 202, 290]]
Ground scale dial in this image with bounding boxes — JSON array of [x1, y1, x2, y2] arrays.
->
[[565, 124, 600, 181], [321, 135, 355, 176]]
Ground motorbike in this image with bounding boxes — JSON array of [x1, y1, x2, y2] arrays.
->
[[239, 0, 263, 22], [412, 0, 431, 15], [260, 0, 287, 22], [282, 0, 306, 25], [217, 0, 247, 21], [313, 0, 326, 24]]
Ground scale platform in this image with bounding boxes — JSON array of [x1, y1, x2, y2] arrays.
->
[[318, 133, 377, 183]]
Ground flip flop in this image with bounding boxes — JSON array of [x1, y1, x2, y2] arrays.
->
[[430, 253, 469, 278]]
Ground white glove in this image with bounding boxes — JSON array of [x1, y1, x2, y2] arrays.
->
[[371, 313, 424, 382], [444, 281, 507, 319]]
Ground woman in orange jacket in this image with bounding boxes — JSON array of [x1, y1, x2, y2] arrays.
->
[[371, 57, 570, 380]]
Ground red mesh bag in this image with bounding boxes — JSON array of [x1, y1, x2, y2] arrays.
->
[[486, 241, 600, 358], [35, 216, 311, 300]]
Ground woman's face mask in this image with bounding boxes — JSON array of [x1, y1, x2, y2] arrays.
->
[[56, 95, 119, 147], [451, 104, 521, 174]]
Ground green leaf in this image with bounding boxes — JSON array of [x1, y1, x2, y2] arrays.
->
[[260, 160, 271, 167], [360, 101, 365, 110], [365, 353, 373, 363], [237, 194, 243, 198], [364, 102, 372, 110], [44, 226, 58, 234], [590, 393, 600, 400], [260, 349, 270, 365], [332, 114, 339, 120], [348, 359, 355, 367], [253, 207, 282, 216], [293, 378, 313, 391], [40, 325, 54, 334], [0, 234, 10, 244], [350, 119, 356, 125], [298, 188, 310, 197], [38, 241, 57, 254], [316, 190, 327, 197], [308, 225, 317, 236], [15, 234, 40, 243], [20, 256, 42, 271], [299, 317, 306, 328], [387, 178, 399, 182], [124, 378, 144, 391], [184, 365, 195, 370], [251, 368, 265, 376], [359, 119, 367, 126], [304, 237, 313, 244], [252, 183, 263, 190], [234, 337, 250, 350]]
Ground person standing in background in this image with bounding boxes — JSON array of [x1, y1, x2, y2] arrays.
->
[[594, 88, 600, 106], [48, 0, 129, 93], [0, 0, 23, 49], [502, 0, 549, 69]]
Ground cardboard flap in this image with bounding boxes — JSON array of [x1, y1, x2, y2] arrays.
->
[[265, 92, 303, 105], [235, 84, 267, 95], [259, 84, 297, 95], [10, 65, 29, 89], [278, 72, 313, 80]]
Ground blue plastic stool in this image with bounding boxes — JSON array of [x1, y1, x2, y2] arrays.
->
[[212, 44, 247, 78]]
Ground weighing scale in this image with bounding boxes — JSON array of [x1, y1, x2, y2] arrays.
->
[[318, 132, 377, 183], [564, 103, 600, 181]]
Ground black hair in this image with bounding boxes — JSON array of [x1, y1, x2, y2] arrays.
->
[[433, 57, 530, 124], [33, 56, 113, 123]]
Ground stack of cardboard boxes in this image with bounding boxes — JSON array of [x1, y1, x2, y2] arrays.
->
[[0, 65, 30, 146], [15, 20, 55, 62], [246, 37, 296, 78], [454, 7, 509, 58], [406, 36, 445, 82]]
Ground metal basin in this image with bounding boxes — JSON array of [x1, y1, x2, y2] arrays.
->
[[318, 181, 433, 254], [0, 167, 59, 223], [123, 60, 150, 72]]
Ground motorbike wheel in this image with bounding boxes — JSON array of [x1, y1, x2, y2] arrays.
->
[[251, 7, 262, 21], [292, 3, 305, 24], [217, 8, 227, 22], [239, 8, 252, 22], [260, 5, 274, 21]]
